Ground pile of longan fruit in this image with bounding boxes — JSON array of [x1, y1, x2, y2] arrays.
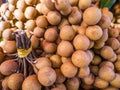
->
[[0, 0, 120, 90]]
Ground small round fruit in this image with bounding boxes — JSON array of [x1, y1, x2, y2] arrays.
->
[[60, 25, 75, 41], [7, 73, 24, 90], [86, 25, 103, 40], [73, 34, 90, 50], [72, 50, 91, 67], [22, 75, 41, 90], [99, 66, 115, 81], [57, 41, 74, 57], [78, 0, 91, 10], [83, 7, 102, 25], [38, 66, 56, 86], [33, 27, 45, 38], [0, 60, 18, 75], [61, 61, 78, 78]]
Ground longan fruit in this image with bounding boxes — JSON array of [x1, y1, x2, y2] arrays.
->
[[91, 55, 102, 65], [98, 14, 111, 29], [47, 11, 61, 25], [77, 26, 86, 35], [78, 0, 91, 10], [78, 66, 90, 78], [109, 28, 119, 38], [94, 77, 109, 89], [7, 73, 24, 90], [35, 57, 51, 70], [14, 9, 25, 21], [33, 27, 45, 38], [50, 55, 62, 68], [110, 73, 120, 88], [82, 73, 95, 85], [44, 27, 58, 42], [99, 66, 115, 81], [25, 19, 36, 31], [36, 16, 48, 28], [83, 7, 102, 25], [51, 83, 66, 90], [55, 69, 66, 83], [115, 60, 120, 72], [103, 86, 119, 90], [100, 46, 115, 59], [60, 25, 75, 41], [22, 75, 42, 90], [57, 41, 74, 57], [0, 60, 18, 75], [73, 34, 90, 50], [72, 50, 91, 67], [61, 61, 78, 78], [69, 0, 79, 6], [65, 77, 80, 90], [31, 35, 39, 49], [90, 65, 99, 75], [100, 61, 114, 70], [86, 25, 103, 40], [38, 66, 56, 86]]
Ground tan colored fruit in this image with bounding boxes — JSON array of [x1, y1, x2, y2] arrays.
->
[[57, 41, 74, 57], [78, 0, 91, 10], [31, 35, 39, 49], [78, 66, 90, 78], [100, 46, 115, 59], [91, 55, 101, 65], [90, 65, 99, 75], [103, 86, 119, 90], [35, 57, 51, 70], [22, 75, 42, 90], [14, 9, 25, 21], [98, 14, 111, 29], [51, 83, 66, 90], [83, 7, 102, 25], [44, 27, 58, 42], [25, 19, 36, 31], [36, 16, 48, 28], [33, 27, 45, 38], [65, 77, 80, 90], [55, 69, 66, 83], [109, 28, 119, 38], [61, 61, 78, 78], [2, 77, 9, 90], [0, 60, 18, 75], [72, 50, 91, 67], [110, 73, 120, 88], [38, 66, 56, 86], [100, 61, 114, 70], [50, 55, 62, 68], [94, 77, 109, 89], [60, 25, 75, 41], [99, 66, 115, 81], [86, 25, 103, 40], [115, 60, 120, 72], [7, 73, 24, 90], [77, 26, 86, 35]]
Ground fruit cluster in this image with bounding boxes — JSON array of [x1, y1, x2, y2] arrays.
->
[[0, 0, 120, 90]]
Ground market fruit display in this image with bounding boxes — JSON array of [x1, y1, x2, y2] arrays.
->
[[0, 0, 120, 90]]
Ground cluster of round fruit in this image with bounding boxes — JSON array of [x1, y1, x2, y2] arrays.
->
[[0, 0, 120, 90]]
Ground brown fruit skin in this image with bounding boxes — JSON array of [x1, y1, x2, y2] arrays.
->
[[98, 14, 111, 29], [107, 38, 120, 50], [78, 66, 90, 78], [98, 66, 115, 81], [0, 60, 18, 75], [72, 50, 91, 67], [73, 34, 90, 50], [36, 16, 48, 28], [61, 61, 78, 78], [91, 55, 101, 65], [100, 46, 115, 59], [100, 61, 114, 70], [33, 27, 45, 38], [14, 9, 25, 21], [86, 25, 103, 41], [25, 20, 36, 31], [65, 77, 80, 90], [3, 40, 17, 53], [35, 57, 51, 70], [82, 73, 95, 85], [109, 28, 119, 38], [22, 75, 42, 90], [110, 73, 120, 88], [68, 7, 82, 25], [83, 7, 102, 25], [7, 73, 24, 90], [2, 77, 9, 90], [31, 35, 39, 49], [42, 41, 57, 54], [115, 60, 120, 72], [78, 0, 91, 10], [60, 25, 75, 41], [38, 66, 56, 86], [44, 27, 58, 42], [47, 11, 61, 25], [103, 86, 119, 90], [55, 69, 66, 83], [2, 29, 14, 40], [50, 55, 62, 68], [57, 41, 74, 57], [90, 65, 99, 76], [51, 83, 66, 90], [94, 77, 109, 89]]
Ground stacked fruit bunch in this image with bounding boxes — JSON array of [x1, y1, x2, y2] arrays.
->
[[0, 0, 120, 90]]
